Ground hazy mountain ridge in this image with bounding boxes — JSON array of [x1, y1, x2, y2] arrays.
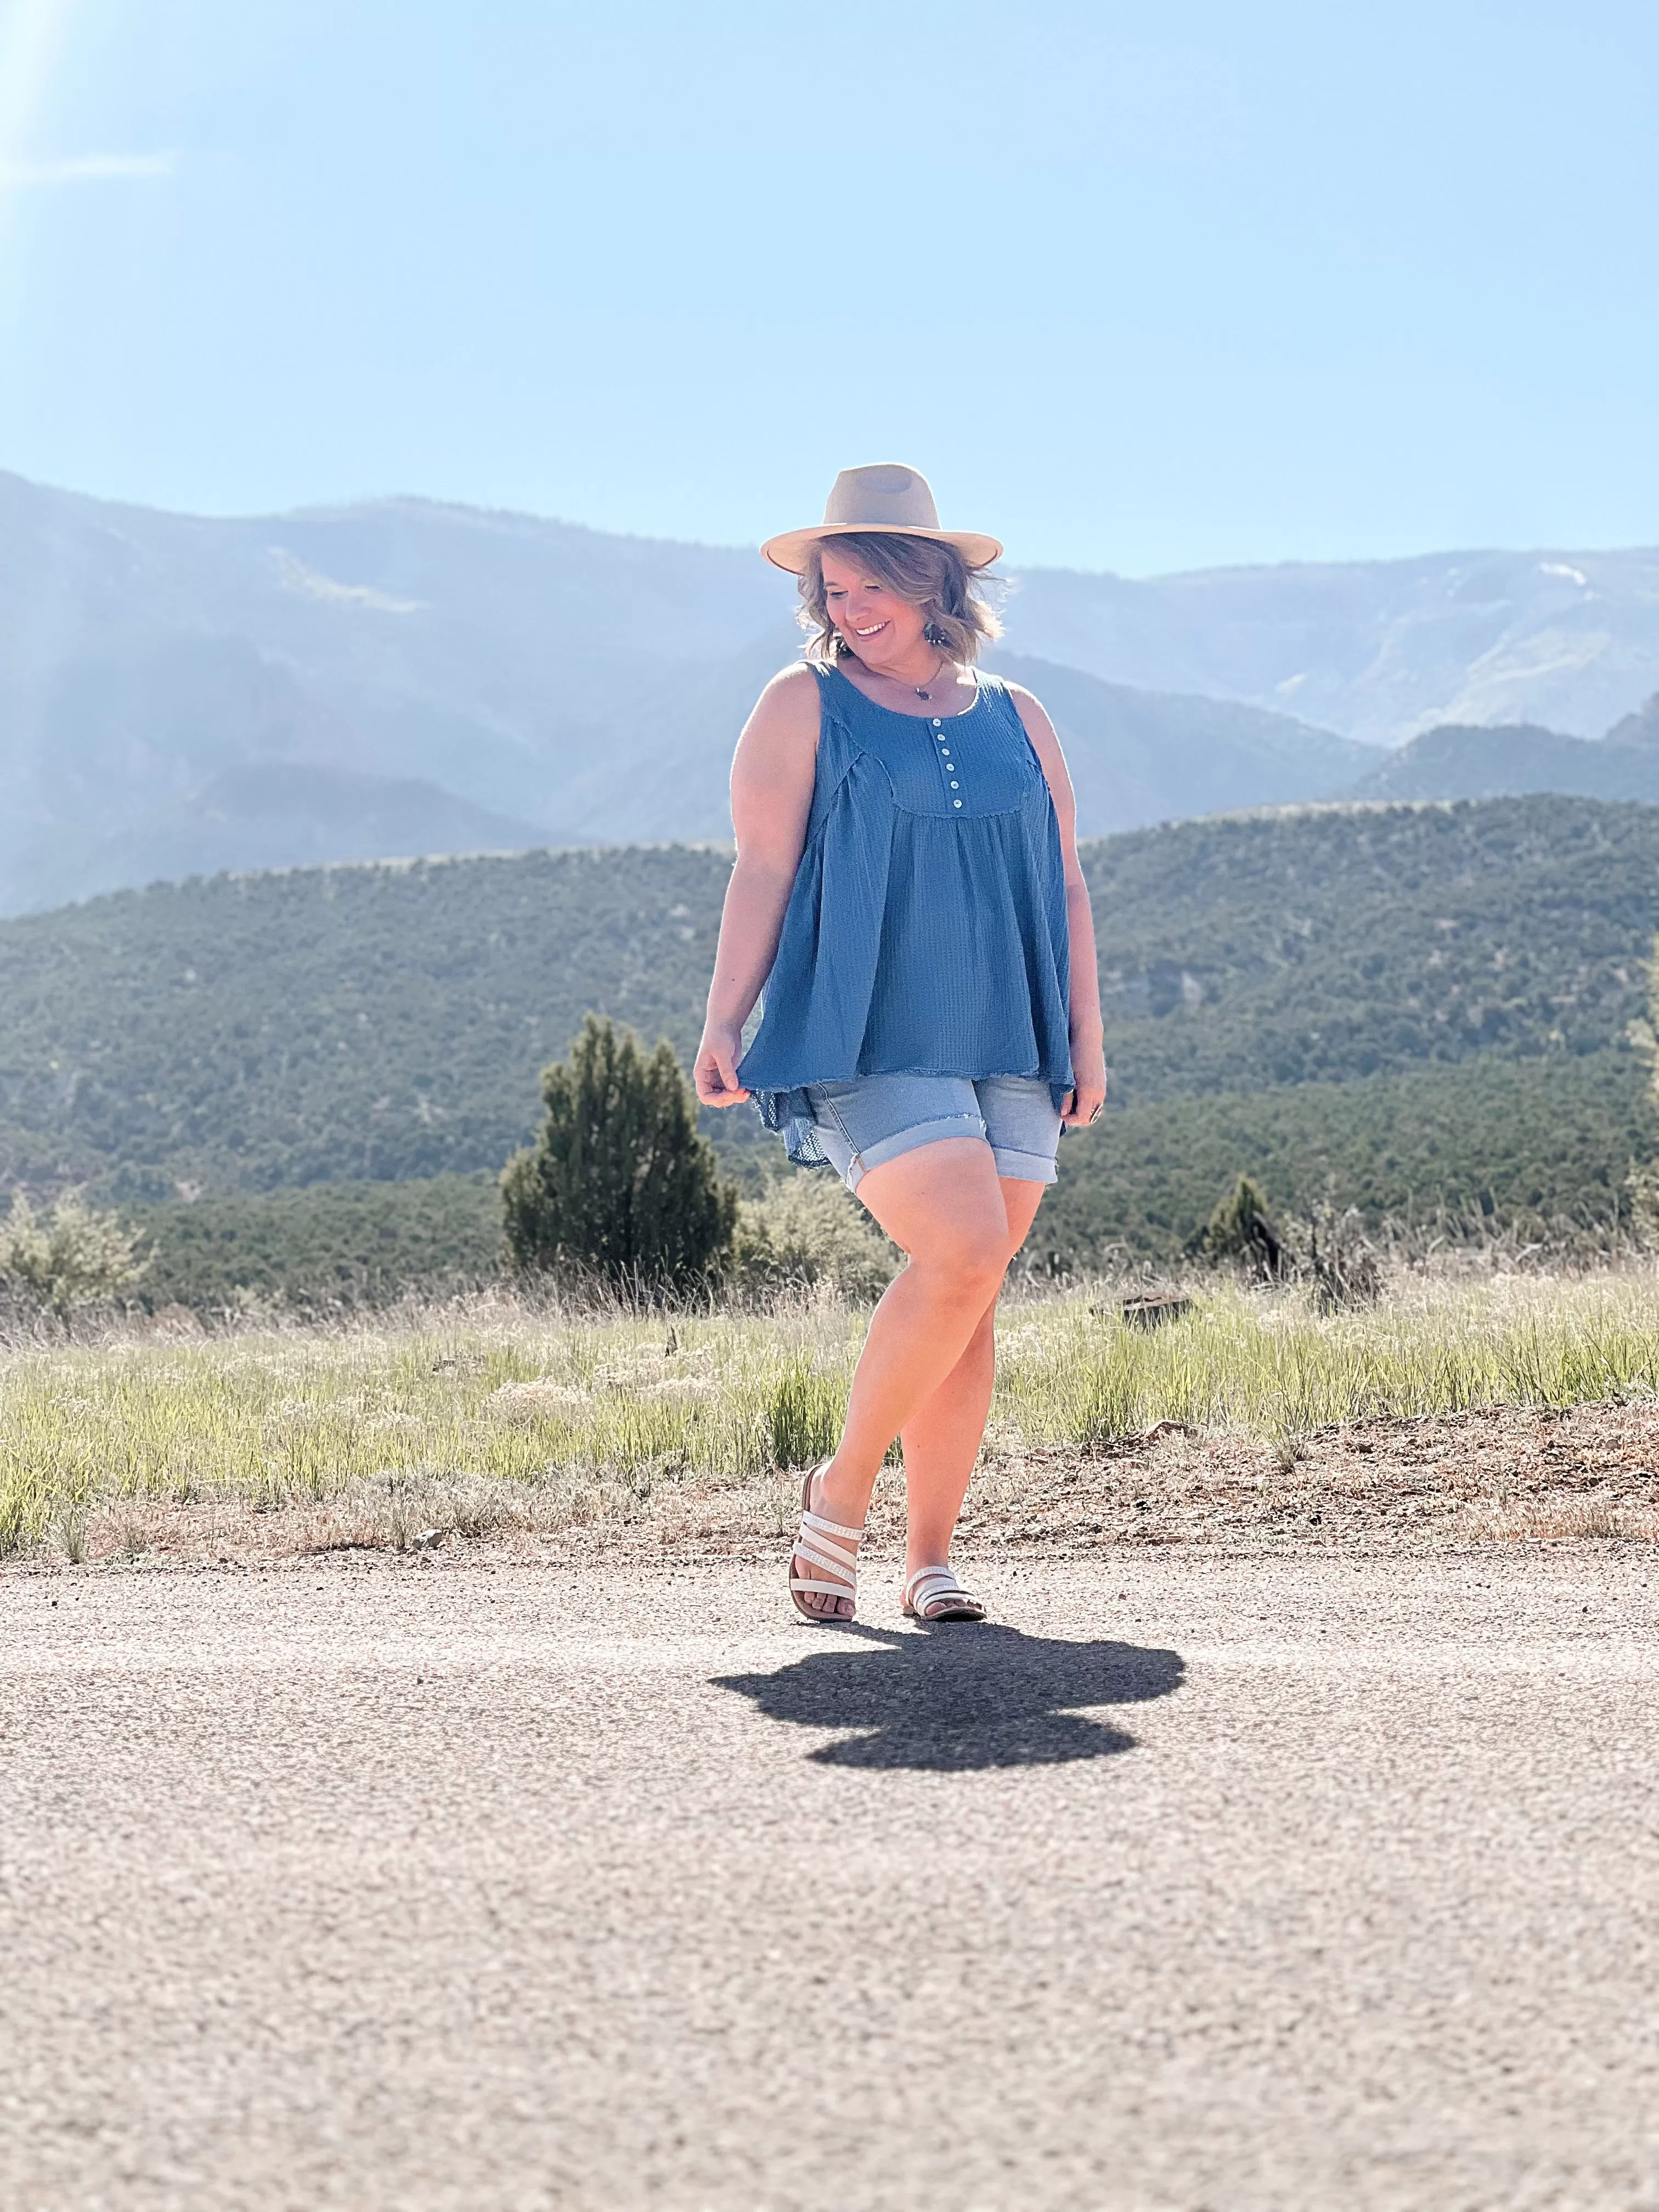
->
[[0, 470, 1378, 909], [4, 763, 557, 912], [1006, 548, 1659, 744], [989, 653, 1376, 822], [3, 470, 1657, 912]]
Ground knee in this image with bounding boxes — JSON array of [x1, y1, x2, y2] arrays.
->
[[910, 1225, 1008, 1305]]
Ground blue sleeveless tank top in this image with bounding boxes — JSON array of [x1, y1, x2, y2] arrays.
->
[[737, 662, 1074, 1166]]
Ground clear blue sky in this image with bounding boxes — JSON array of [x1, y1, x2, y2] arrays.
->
[[1, 0, 1655, 572]]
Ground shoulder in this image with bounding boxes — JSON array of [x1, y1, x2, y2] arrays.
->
[[762, 659, 823, 701], [741, 661, 825, 746]]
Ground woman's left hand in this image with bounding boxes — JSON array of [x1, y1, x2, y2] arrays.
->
[[1062, 1041, 1109, 1128]]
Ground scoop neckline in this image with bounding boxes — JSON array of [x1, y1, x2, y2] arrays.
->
[[827, 662, 984, 723]]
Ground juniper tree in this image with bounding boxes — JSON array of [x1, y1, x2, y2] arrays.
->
[[501, 1015, 737, 1290]]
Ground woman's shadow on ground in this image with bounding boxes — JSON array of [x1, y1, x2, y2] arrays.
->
[[713, 1621, 1184, 1771]]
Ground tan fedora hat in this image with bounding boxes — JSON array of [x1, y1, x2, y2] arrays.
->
[[760, 462, 1002, 574]]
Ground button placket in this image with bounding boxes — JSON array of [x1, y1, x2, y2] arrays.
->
[[933, 715, 964, 809]]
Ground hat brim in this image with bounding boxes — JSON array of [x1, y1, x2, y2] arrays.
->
[[760, 521, 1003, 574]]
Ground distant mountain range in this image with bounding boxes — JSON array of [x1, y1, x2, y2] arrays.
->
[[1007, 548, 1659, 744], [2, 468, 1657, 912]]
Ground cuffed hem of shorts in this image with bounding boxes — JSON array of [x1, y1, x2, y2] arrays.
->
[[820, 1112, 986, 1192], [990, 1144, 1059, 1184]]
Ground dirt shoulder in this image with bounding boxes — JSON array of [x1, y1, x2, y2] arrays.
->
[[8, 1399, 1658, 1574]]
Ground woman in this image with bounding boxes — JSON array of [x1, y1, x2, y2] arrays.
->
[[695, 464, 1107, 1624]]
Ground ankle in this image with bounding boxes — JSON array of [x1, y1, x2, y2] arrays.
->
[[815, 1455, 873, 1528], [904, 1548, 952, 1580]]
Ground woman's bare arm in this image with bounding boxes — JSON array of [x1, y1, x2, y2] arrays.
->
[[695, 665, 822, 1106], [1007, 682, 1108, 1127]]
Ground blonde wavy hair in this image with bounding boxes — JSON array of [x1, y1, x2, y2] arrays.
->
[[797, 531, 1002, 666]]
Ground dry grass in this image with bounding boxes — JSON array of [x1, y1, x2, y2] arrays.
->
[[5, 1272, 1659, 1566]]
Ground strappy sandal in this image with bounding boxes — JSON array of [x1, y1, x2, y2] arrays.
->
[[902, 1565, 986, 1623], [788, 1463, 865, 1624]]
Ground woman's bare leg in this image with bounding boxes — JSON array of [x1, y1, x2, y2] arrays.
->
[[898, 1178, 1046, 1577], [795, 1143, 1041, 1620]]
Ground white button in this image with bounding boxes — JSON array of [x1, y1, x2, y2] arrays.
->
[[950, 780, 959, 788], [953, 800, 963, 809], [932, 718, 941, 727]]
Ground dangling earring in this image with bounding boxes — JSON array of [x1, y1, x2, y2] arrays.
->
[[923, 620, 945, 646]]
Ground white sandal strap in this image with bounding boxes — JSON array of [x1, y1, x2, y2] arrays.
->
[[792, 1502, 862, 1595], [789, 1467, 866, 1616], [800, 1506, 863, 1545], [904, 1566, 980, 1613], [800, 1531, 862, 1583], [794, 1545, 856, 1588]]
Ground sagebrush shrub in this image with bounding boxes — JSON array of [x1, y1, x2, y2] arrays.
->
[[0, 1192, 148, 1321], [735, 1175, 899, 1301], [1200, 1174, 1286, 1280]]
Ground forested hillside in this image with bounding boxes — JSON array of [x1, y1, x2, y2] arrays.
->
[[0, 843, 735, 1199], [1084, 798, 1658, 1099], [4, 797, 1657, 1267], [1038, 1053, 1650, 1267]]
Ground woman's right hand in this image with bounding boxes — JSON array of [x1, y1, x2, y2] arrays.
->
[[695, 1024, 750, 1107]]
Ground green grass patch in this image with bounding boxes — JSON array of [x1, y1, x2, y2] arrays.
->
[[7, 1273, 1659, 1553]]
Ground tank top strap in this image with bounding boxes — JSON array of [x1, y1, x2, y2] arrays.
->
[[813, 659, 878, 727], [973, 667, 1041, 752], [802, 662, 867, 826], [807, 660, 867, 744], [966, 663, 1018, 716]]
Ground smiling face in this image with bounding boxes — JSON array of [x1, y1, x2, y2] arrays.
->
[[819, 546, 930, 668]]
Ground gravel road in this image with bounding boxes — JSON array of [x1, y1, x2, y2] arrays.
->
[[4, 1552, 1658, 2211]]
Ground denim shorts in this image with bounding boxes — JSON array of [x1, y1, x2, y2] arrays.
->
[[803, 1073, 1063, 1193]]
